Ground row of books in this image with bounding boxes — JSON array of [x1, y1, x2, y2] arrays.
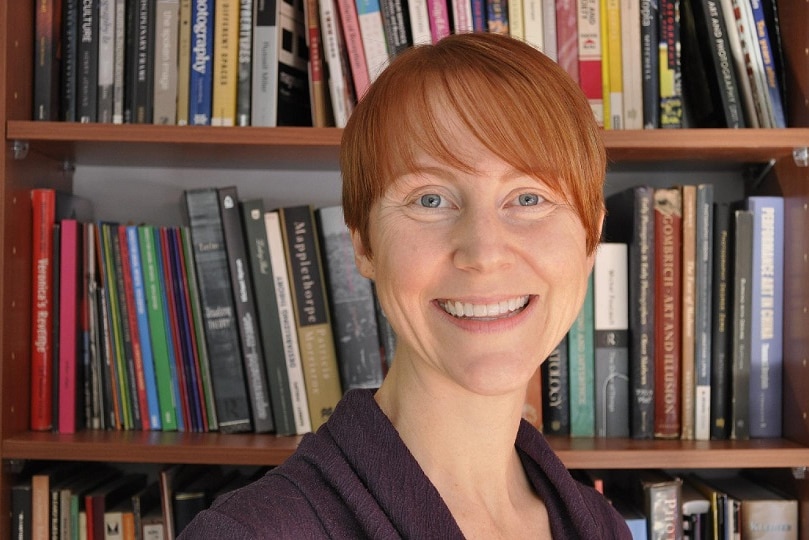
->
[[575, 469, 799, 539], [10, 461, 267, 540], [530, 188, 784, 441], [33, 0, 787, 130], [29, 186, 391, 435]]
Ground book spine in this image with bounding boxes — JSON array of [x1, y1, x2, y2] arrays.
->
[[83, 222, 101, 431], [236, 0, 253, 126], [577, 0, 603, 126], [177, 0, 193, 125], [264, 211, 313, 434], [190, 0, 215, 125], [428, 0, 452, 40], [568, 275, 595, 437], [336, 0, 371, 98], [485, 0, 508, 35], [212, 0, 240, 126], [127, 0, 155, 123], [78, 0, 99, 122], [240, 200, 296, 436], [730, 208, 752, 441], [217, 187, 274, 433], [718, 0, 758, 127], [97, 224, 126, 430], [138, 225, 180, 431], [112, 0, 126, 123], [316, 206, 385, 392], [522, 0, 544, 51], [58, 219, 81, 433], [659, 0, 683, 128], [408, 0, 433, 43], [604, 0, 623, 129], [653, 187, 682, 438], [746, 196, 783, 438], [541, 340, 570, 435], [356, 0, 391, 79], [31, 189, 56, 431], [279, 205, 344, 431], [640, 0, 659, 127], [319, 0, 355, 127], [541, 0, 556, 60], [748, 0, 786, 127], [34, 0, 62, 120], [379, 0, 412, 55], [304, 0, 330, 127], [593, 242, 630, 438], [555, 0, 579, 83], [680, 184, 696, 440], [127, 226, 162, 430], [694, 184, 714, 441], [507, 0, 524, 39], [62, 0, 79, 121], [153, 0, 181, 125], [250, 0, 279, 126], [730, 0, 770, 127], [183, 189, 253, 433], [710, 202, 732, 439], [620, 0, 643, 128], [97, 0, 115, 123], [275, 0, 311, 126]]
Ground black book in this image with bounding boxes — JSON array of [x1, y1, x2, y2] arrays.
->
[[640, 0, 660, 128], [182, 188, 253, 433], [61, 0, 79, 121], [379, 0, 412, 56], [34, 0, 62, 120], [541, 339, 570, 435], [11, 479, 33, 540], [172, 466, 236, 536], [729, 208, 752, 440], [240, 199, 296, 435], [125, 0, 155, 123], [710, 202, 732, 439], [604, 186, 655, 439], [77, 0, 99, 122], [217, 187, 274, 433]]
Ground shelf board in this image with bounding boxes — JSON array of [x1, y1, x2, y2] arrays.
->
[[7, 122, 809, 168], [4, 431, 809, 469]]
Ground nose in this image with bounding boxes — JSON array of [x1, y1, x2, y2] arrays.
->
[[451, 208, 515, 273]]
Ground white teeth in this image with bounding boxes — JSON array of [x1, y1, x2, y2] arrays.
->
[[441, 296, 529, 319]]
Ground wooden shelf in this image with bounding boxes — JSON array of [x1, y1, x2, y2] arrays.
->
[[4, 431, 809, 470], [7, 122, 809, 168]]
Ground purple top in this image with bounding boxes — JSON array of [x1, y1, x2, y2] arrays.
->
[[179, 389, 632, 539]]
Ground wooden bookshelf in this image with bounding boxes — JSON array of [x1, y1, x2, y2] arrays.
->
[[2, 0, 809, 537]]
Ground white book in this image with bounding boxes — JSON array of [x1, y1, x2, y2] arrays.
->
[[407, 0, 432, 45], [153, 0, 180, 125], [541, 0, 557, 61], [522, 0, 544, 51], [251, 0, 280, 126], [620, 0, 642, 128], [508, 0, 524, 39], [264, 211, 313, 435], [355, 0, 390, 80], [733, 0, 773, 127], [320, 0, 355, 127], [97, 0, 115, 123], [452, 0, 474, 33], [112, 0, 126, 124]]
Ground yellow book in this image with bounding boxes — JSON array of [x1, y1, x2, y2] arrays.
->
[[600, 0, 611, 129], [509, 0, 525, 40], [211, 0, 239, 126]]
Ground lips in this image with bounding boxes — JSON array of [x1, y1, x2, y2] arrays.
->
[[438, 295, 530, 319]]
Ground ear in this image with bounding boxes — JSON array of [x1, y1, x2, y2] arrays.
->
[[351, 229, 376, 280]]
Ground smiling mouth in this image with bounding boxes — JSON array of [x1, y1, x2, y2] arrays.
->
[[438, 296, 531, 319]]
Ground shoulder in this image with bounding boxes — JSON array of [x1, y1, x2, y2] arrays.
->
[[178, 470, 328, 539]]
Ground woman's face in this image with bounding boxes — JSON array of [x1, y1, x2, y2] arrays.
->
[[352, 127, 598, 397]]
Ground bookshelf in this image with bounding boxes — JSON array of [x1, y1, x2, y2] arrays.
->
[[2, 0, 809, 536]]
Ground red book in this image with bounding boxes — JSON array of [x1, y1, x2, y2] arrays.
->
[[336, 0, 371, 99], [58, 218, 80, 433], [555, 0, 579, 84], [30, 189, 56, 431], [117, 225, 151, 431], [577, 0, 604, 126], [653, 187, 682, 439]]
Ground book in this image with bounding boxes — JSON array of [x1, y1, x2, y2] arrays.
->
[[217, 187, 274, 433], [603, 0, 624, 129], [593, 242, 630, 438], [653, 187, 682, 439], [640, 0, 660, 127], [77, 0, 99, 122], [541, 0, 557, 60], [428, 0, 452, 40], [718, 0, 759, 127], [379, 0, 412, 56], [408, 0, 432, 43], [686, 473, 729, 539], [730, 207, 753, 440], [59, 218, 83, 433], [555, 0, 579, 83], [251, 0, 280, 126], [486, 0, 508, 34], [604, 186, 656, 440], [749, 1, 786, 126], [356, 0, 390, 80], [264, 211, 313, 434], [276, 0, 312, 125], [746, 195, 784, 438], [177, 0, 193, 125], [621, 0, 643, 129], [240, 199, 296, 435], [707, 475, 798, 539], [278, 205, 344, 431], [693, 184, 714, 441], [96, 0, 115, 123], [85, 474, 147, 540], [319, 0, 356, 128], [189, 0, 215, 125], [541, 339, 570, 435], [710, 202, 733, 439], [34, 0, 62, 120], [612, 497, 647, 540], [680, 184, 696, 440], [125, 0, 155, 123], [11, 478, 32, 540], [303, 0, 330, 127], [577, 0, 604, 126], [153, 0, 181, 124], [631, 470, 684, 540], [680, 477, 711, 539], [237, 0, 253, 126], [729, 0, 771, 127], [658, 0, 683, 128], [111, 0, 126, 124], [316, 205, 385, 392], [182, 188, 253, 433], [61, 0, 80, 121], [522, 0, 544, 51], [336, 0, 372, 100], [567, 275, 595, 438], [212, 0, 240, 126], [507, 0, 523, 39]]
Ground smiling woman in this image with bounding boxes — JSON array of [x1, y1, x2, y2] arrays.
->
[[179, 32, 632, 540]]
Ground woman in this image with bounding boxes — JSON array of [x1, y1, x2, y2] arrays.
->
[[180, 32, 631, 539]]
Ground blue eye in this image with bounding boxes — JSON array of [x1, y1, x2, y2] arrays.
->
[[420, 194, 442, 208], [518, 193, 540, 206]]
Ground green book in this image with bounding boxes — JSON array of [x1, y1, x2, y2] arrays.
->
[[568, 274, 595, 437]]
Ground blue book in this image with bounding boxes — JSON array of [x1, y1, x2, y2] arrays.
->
[[189, 0, 214, 125], [126, 226, 161, 431], [568, 275, 595, 437], [749, 0, 786, 127], [746, 196, 784, 438]]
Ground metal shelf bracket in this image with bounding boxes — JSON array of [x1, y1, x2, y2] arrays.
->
[[11, 140, 29, 160], [793, 147, 809, 167]]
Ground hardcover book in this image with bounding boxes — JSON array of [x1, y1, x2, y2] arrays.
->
[[577, 0, 603, 126], [153, 0, 181, 124], [621, 0, 643, 129], [693, 184, 714, 441], [316, 205, 385, 391], [77, 0, 99, 122], [356, 0, 391, 80], [632, 470, 684, 540], [96, 0, 115, 123], [34, 0, 62, 120], [680, 184, 696, 440], [189, 0, 214, 125], [710, 202, 732, 439], [555, 0, 579, 83], [707, 475, 798, 539], [217, 187, 274, 433], [567, 275, 595, 437], [278, 205, 344, 431], [730, 208, 753, 440], [251, 0, 280, 126], [336, 0, 372, 99], [182, 188, 253, 433], [318, 0, 356, 128], [640, 0, 660, 128], [658, 0, 683, 128], [276, 0, 313, 125], [61, 0, 80, 121], [237, 0, 253, 126], [212, 0, 240, 126], [593, 242, 630, 438], [125, 0, 155, 123], [541, 339, 570, 436]]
